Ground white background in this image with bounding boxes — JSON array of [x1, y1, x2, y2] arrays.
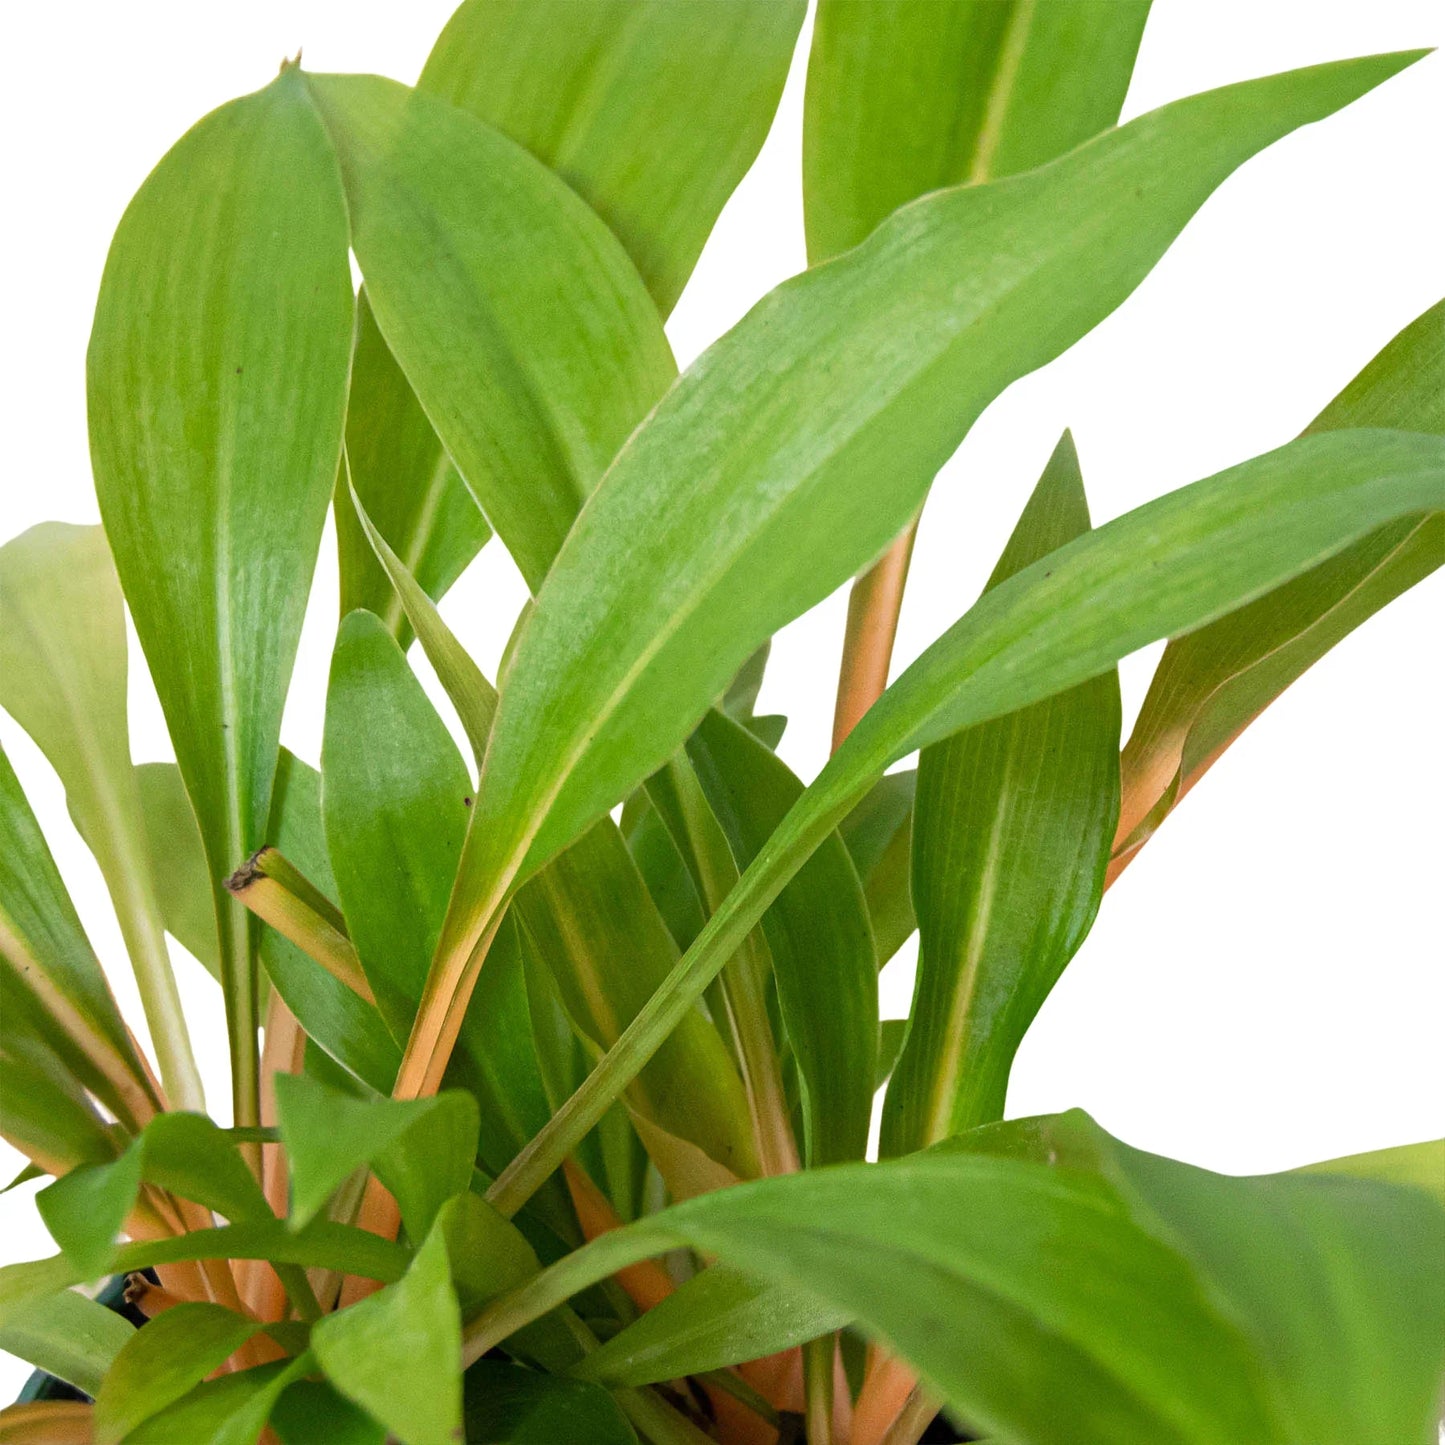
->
[[2, 0, 1442, 1399]]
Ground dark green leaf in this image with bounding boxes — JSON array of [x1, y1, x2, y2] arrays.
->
[[462, 1358, 637, 1445], [884, 434, 1120, 1151], [0, 1288, 132, 1399], [804, 0, 1152, 259], [838, 770, 916, 967], [272, 1380, 386, 1445], [421, 0, 805, 316], [87, 67, 354, 1117]]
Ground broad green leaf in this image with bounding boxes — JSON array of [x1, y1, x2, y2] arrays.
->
[[838, 770, 916, 967], [323, 610, 473, 1039], [275, 1073, 476, 1241], [462, 1358, 637, 1445], [472, 1114, 1445, 1445], [272, 1380, 385, 1445], [0, 524, 201, 1108], [442, 53, 1423, 1015], [135, 763, 222, 983], [804, 0, 1152, 260], [515, 820, 758, 1184], [0, 1288, 132, 1399], [335, 294, 491, 647], [125, 1356, 309, 1445], [1296, 1138, 1445, 1205], [312, 1226, 461, 1445], [1116, 299, 1445, 870], [488, 427, 1445, 1213], [301, 71, 675, 593], [420, 0, 805, 316], [36, 1142, 145, 1280], [87, 66, 355, 1121], [573, 1263, 848, 1389], [884, 434, 1120, 1152], [94, 1303, 263, 1445], [687, 709, 877, 1164], [0, 745, 157, 1133]]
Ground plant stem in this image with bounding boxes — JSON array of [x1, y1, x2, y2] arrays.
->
[[831, 521, 919, 752], [876, 1387, 939, 1445], [217, 883, 261, 1165], [804, 1335, 837, 1445]]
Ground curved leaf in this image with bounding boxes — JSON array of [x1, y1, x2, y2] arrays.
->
[[0, 1289, 132, 1399], [87, 66, 355, 1121], [462, 1358, 637, 1445], [1295, 1138, 1445, 1205], [124, 1357, 309, 1445]]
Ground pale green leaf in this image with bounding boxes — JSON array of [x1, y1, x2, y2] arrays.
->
[[1295, 1138, 1445, 1205], [0, 1288, 132, 1399], [135, 763, 222, 983]]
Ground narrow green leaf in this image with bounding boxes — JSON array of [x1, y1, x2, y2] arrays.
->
[[125, 1356, 310, 1445], [489, 427, 1445, 1213], [463, 1358, 637, 1445], [93, 1303, 263, 1445], [446, 53, 1423, 1003], [687, 709, 877, 1164], [0, 524, 201, 1108], [87, 66, 355, 1126], [135, 763, 222, 983], [312, 1226, 461, 1445], [336, 293, 491, 646], [0, 1032, 114, 1178], [302, 71, 675, 593], [804, 0, 1152, 260], [884, 434, 1120, 1152], [875, 1018, 909, 1089], [573, 1264, 848, 1389], [421, 0, 805, 316], [1117, 299, 1445, 869], [1295, 1138, 1445, 1205], [0, 1288, 132, 1399], [838, 770, 916, 967]]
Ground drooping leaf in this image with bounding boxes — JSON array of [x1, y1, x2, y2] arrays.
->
[[472, 1113, 1445, 1445], [335, 294, 491, 647], [301, 71, 676, 593], [838, 769, 916, 967], [488, 427, 1445, 1212], [0, 1288, 133, 1399], [87, 66, 355, 1120], [0, 524, 201, 1108], [1295, 1137, 1445, 1205], [135, 763, 222, 983], [1116, 298, 1445, 873], [420, 0, 805, 316], [312, 1226, 461, 1445], [803, 0, 1152, 260], [883, 434, 1120, 1152], [438, 54, 1423, 1036], [461, 1358, 637, 1445], [687, 708, 877, 1164]]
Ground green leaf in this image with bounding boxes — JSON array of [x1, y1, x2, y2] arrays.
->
[[420, 0, 805, 316], [301, 71, 675, 593], [336, 293, 491, 647], [87, 67, 355, 1123], [1296, 1138, 1445, 1205], [803, 0, 1152, 260], [875, 1018, 909, 1090], [572, 1263, 848, 1389], [93, 1303, 263, 1444], [36, 1142, 145, 1280], [313, 1225, 462, 1445], [272, 1380, 386, 1445], [838, 769, 916, 967], [884, 434, 1120, 1152], [1117, 299, 1445, 870], [473, 1113, 1445, 1445], [0, 1031, 114, 1179], [462, 1358, 637, 1445], [687, 709, 877, 1164], [125, 1356, 310, 1445], [489, 426, 1445, 1213], [0, 524, 202, 1109], [135, 763, 222, 983], [443, 52, 1424, 1009], [323, 610, 473, 1039], [0, 1288, 133, 1398], [275, 1073, 476, 1241]]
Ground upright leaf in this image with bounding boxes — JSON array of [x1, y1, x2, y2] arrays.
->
[[135, 763, 222, 983], [883, 435, 1120, 1153], [421, 0, 805, 316], [1115, 298, 1445, 872], [87, 66, 355, 1123], [0, 525, 201, 1107], [302, 71, 675, 593], [804, 0, 1152, 260]]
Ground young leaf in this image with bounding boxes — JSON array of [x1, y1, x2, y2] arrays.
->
[[0, 524, 201, 1108], [1115, 298, 1445, 874], [462, 1358, 638, 1445], [335, 294, 491, 647], [686, 709, 878, 1164], [883, 434, 1120, 1152], [87, 66, 355, 1125], [312, 1226, 462, 1445], [489, 427, 1445, 1211], [420, 0, 806, 316], [803, 0, 1153, 260], [432, 55, 1423, 1094], [0, 1288, 133, 1399], [301, 71, 676, 593]]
